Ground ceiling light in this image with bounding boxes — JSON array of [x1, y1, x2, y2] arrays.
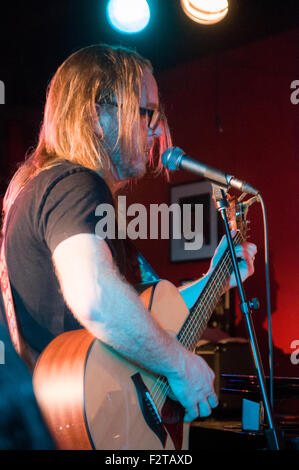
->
[[180, 0, 229, 25], [107, 0, 150, 34]]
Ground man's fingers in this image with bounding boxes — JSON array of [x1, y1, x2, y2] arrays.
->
[[207, 392, 218, 409], [184, 394, 217, 422], [184, 407, 198, 422], [198, 399, 212, 418], [234, 242, 257, 259]]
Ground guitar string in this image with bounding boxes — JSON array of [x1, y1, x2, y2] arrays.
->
[[150, 231, 244, 409], [152, 245, 236, 409], [149, 233, 242, 409], [150, 250, 233, 409], [186, 231, 242, 344], [180, 250, 232, 344], [149, 244, 234, 407], [178, 231, 242, 349]]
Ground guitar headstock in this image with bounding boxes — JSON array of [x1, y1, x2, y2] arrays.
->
[[227, 194, 258, 240]]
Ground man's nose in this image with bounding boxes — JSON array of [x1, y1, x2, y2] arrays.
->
[[148, 122, 163, 138]]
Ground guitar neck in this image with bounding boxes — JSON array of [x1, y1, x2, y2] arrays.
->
[[177, 231, 243, 351], [153, 202, 250, 414]]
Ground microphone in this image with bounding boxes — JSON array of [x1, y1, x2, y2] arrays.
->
[[162, 147, 259, 196]]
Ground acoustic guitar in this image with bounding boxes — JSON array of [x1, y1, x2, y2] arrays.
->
[[33, 196, 252, 450]]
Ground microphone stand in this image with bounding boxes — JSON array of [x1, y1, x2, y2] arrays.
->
[[212, 184, 284, 451]]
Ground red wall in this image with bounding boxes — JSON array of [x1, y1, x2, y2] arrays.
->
[[124, 29, 299, 377]]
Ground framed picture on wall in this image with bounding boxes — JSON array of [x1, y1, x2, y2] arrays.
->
[[170, 181, 219, 262]]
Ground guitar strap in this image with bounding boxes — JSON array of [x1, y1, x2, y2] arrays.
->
[[0, 238, 34, 371], [137, 252, 160, 283]]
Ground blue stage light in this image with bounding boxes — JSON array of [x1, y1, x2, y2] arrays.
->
[[107, 0, 150, 34]]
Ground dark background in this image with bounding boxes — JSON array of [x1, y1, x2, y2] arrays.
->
[[0, 0, 298, 105], [0, 0, 299, 377]]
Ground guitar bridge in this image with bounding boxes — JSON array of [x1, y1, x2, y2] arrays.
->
[[131, 373, 167, 448]]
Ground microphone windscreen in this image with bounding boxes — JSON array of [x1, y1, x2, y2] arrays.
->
[[161, 147, 184, 170]]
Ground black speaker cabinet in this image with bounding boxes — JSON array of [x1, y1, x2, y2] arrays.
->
[[195, 339, 256, 414]]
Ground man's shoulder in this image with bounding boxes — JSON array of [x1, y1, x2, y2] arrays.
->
[[32, 161, 107, 190], [22, 160, 111, 205], [10, 160, 112, 226]]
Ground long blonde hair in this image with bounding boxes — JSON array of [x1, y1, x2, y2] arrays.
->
[[3, 44, 172, 225]]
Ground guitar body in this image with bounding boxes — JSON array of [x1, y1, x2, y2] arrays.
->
[[33, 280, 191, 450]]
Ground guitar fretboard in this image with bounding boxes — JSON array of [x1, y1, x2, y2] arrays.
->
[[177, 231, 243, 351], [151, 231, 244, 411]]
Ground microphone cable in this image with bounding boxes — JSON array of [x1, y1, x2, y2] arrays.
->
[[258, 194, 274, 407], [239, 192, 274, 407]]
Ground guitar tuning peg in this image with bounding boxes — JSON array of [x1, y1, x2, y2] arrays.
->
[[249, 298, 260, 311], [237, 192, 247, 202], [243, 196, 259, 208]]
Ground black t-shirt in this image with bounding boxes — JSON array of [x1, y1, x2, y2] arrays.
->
[[4, 161, 144, 355]]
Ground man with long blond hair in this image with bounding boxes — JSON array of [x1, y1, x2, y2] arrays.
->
[[1, 44, 256, 427]]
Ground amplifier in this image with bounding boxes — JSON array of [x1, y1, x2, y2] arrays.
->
[[195, 339, 256, 413]]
